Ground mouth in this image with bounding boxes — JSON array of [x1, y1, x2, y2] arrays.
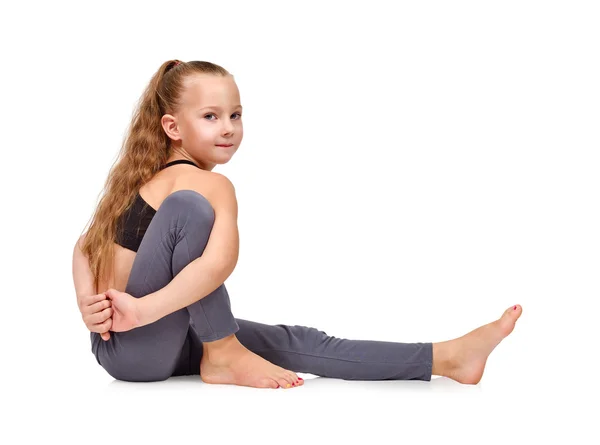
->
[[216, 144, 234, 148]]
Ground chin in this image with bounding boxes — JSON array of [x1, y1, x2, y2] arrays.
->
[[219, 152, 236, 163]]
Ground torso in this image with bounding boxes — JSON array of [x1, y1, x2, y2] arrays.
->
[[96, 164, 219, 294]]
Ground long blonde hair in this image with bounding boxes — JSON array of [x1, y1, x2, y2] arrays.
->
[[79, 59, 231, 293]]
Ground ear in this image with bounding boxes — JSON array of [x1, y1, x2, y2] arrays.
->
[[161, 114, 181, 141]]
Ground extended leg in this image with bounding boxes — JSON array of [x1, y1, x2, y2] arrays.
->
[[234, 319, 433, 380], [186, 319, 432, 381], [206, 303, 523, 385], [204, 305, 523, 384]]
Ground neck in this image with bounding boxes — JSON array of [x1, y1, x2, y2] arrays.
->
[[167, 154, 214, 171]]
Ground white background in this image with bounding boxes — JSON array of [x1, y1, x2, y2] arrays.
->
[[1, 0, 598, 443]]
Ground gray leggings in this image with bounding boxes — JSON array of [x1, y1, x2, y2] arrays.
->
[[91, 190, 433, 382]]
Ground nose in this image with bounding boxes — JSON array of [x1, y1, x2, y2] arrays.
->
[[222, 118, 235, 136]]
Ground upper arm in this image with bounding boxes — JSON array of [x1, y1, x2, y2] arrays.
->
[[201, 173, 240, 275], [72, 232, 97, 298]]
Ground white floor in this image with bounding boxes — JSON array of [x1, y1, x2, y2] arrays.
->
[[8, 344, 593, 444]]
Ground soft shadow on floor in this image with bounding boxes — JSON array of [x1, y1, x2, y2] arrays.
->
[[106, 374, 482, 394]]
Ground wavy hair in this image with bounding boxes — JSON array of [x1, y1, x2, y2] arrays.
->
[[79, 59, 231, 294]]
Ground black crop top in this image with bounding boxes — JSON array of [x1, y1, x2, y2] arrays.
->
[[115, 159, 202, 252]]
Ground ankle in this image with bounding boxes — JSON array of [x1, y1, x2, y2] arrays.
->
[[431, 341, 454, 377], [202, 334, 243, 356]]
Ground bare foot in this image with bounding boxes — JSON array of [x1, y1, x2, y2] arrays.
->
[[435, 304, 523, 384], [200, 335, 304, 389]]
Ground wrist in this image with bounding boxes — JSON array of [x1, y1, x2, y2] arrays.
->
[[135, 296, 149, 328], [135, 293, 157, 328]]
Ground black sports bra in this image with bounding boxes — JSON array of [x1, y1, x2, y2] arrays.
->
[[159, 159, 201, 170], [115, 159, 202, 252]]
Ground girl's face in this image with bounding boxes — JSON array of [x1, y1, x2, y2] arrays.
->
[[170, 74, 243, 167]]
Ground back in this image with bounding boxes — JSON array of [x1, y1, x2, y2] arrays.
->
[[100, 163, 236, 293]]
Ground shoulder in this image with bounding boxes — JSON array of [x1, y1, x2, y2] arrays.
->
[[198, 171, 236, 198], [174, 168, 235, 193], [206, 171, 235, 191], [180, 170, 237, 212]]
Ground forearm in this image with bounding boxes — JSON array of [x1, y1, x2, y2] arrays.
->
[[72, 236, 97, 300], [137, 256, 233, 327]]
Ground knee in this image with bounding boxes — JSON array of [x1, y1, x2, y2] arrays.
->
[[163, 190, 215, 226]]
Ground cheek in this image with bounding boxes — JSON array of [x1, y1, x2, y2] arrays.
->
[[193, 121, 215, 140]]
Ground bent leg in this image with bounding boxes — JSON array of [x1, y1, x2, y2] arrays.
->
[[91, 190, 239, 382]]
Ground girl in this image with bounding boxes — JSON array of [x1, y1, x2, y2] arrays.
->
[[73, 59, 522, 389]]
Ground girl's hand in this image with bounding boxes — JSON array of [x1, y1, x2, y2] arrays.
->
[[104, 289, 141, 333], [78, 292, 113, 341]]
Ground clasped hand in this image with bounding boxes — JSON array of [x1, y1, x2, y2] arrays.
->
[[77, 289, 141, 341]]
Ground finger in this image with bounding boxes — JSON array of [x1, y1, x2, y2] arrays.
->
[[82, 302, 111, 322], [93, 318, 112, 334], [86, 317, 112, 334], [103, 318, 112, 333], [80, 293, 107, 309], [104, 289, 124, 301], [101, 332, 110, 341], [81, 300, 108, 318], [85, 299, 111, 315], [89, 293, 109, 304], [90, 307, 112, 324]]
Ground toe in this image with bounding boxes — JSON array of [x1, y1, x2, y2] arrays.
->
[[285, 370, 300, 386], [277, 377, 293, 389], [503, 304, 522, 319], [499, 304, 522, 336], [508, 304, 523, 319]]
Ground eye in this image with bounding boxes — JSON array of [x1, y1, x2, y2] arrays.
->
[[204, 112, 242, 120]]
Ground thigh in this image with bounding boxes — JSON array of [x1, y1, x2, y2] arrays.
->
[[92, 191, 214, 381]]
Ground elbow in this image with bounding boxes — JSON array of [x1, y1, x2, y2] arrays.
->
[[74, 233, 86, 252], [216, 256, 238, 281], [73, 238, 83, 258]]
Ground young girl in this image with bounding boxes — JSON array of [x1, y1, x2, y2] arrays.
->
[[73, 59, 523, 389]]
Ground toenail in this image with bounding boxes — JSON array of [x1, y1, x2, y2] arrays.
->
[[513, 305, 517, 310], [299, 377, 303, 380]]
